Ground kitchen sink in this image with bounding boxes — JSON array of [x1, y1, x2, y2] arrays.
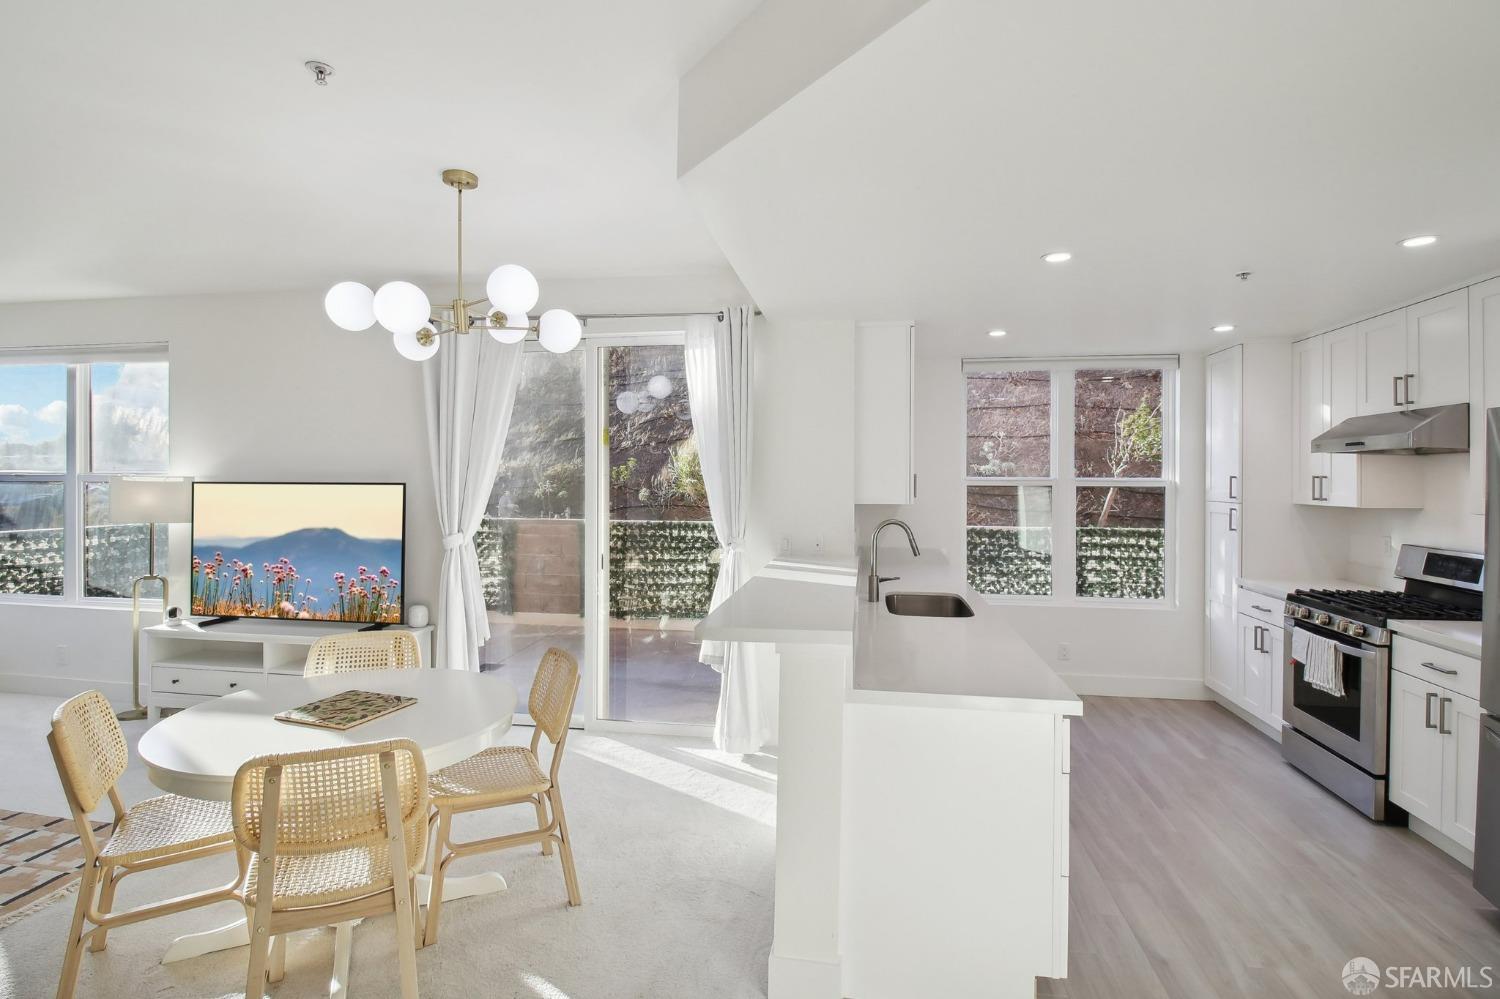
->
[[884, 592, 975, 618]]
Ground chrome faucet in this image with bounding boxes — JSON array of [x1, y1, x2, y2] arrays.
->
[[867, 519, 920, 602]]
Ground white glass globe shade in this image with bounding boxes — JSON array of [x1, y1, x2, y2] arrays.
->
[[538, 309, 582, 353], [324, 281, 376, 331], [635, 395, 657, 413], [647, 375, 673, 399], [615, 391, 640, 415], [486, 265, 540, 315], [372, 281, 432, 336], [392, 324, 439, 362]]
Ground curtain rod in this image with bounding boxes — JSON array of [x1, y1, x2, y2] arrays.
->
[[575, 309, 763, 324]]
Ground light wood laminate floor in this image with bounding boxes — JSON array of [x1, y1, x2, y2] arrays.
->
[[1042, 697, 1500, 999]]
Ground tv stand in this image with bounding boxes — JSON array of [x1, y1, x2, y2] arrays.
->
[[358, 622, 392, 632], [142, 619, 434, 721], [196, 615, 237, 628]]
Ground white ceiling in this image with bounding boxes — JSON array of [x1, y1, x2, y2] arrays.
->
[[681, 0, 1500, 351], [0, 0, 757, 304]]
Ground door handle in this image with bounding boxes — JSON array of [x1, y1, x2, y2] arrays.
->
[[1252, 625, 1263, 653], [1228, 507, 1237, 532], [1420, 661, 1459, 676], [1425, 691, 1438, 729], [1251, 604, 1273, 613], [1393, 375, 1402, 407], [1310, 475, 1319, 501], [1439, 696, 1452, 735], [1228, 474, 1238, 500], [1404, 373, 1414, 406]]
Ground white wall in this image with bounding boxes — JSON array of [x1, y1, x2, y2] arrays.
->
[[1343, 453, 1484, 585], [857, 332, 1209, 699]]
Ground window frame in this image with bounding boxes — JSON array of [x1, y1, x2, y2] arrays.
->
[[962, 355, 1178, 608], [0, 347, 169, 606]]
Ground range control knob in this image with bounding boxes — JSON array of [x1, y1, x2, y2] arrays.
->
[[1348, 623, 1366, 638], [1315, 612, 1331, 626]]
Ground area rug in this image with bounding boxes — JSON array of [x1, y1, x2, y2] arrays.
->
[[0, 810, 108, 928]]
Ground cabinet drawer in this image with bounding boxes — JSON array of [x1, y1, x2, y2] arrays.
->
[[1392, 637, 1479, 701], [152, 665, 259, 697], [1238, 589, 1284, 628]]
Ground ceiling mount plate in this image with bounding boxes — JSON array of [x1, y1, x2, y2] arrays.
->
[[304, 60, 334, 86], [442, 169, 479, 191]]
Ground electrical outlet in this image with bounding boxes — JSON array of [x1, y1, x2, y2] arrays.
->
[[54, 644, 68, 667], [1383, 535, 1396, 555], [779, 536, 791, 556], [1057, 643, 1071, 662], [813, 534, 825, 553]]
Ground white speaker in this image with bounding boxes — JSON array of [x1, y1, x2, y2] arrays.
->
[[407, 604, 429, 628]]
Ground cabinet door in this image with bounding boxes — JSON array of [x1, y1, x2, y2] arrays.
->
[[1407, 289, 1469, 408], [854, 321, 915, 504], [1355, 310, 1410, 415], [1205, 503, 1240, 607], [1239, 618, 1270, 717], [1441, 692, 1482, 852], [1291, 337, 1331, 504], [1206, 346, 1242, 503], [1468, 278, 1500, 515], [1207, 598, 1238, 696], [1323, 327, 1360, 506], [1266, 625, 1285, 731], [1388, 670, 1444, 828]]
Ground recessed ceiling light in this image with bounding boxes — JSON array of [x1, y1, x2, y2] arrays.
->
[[988, 329, 1008, 337], [1041, 251, 1073, 264], [1212, 324, 1235, 333], [1400, 235, 1438, 248]]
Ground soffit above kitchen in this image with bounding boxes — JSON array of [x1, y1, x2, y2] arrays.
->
[[679, 0, 1500, 352]]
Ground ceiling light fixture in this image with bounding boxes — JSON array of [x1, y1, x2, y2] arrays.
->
[[1212, 324, 1235, 334], [324, 169, 581, 360], [988, 329, 1008, 337], [1400, 234, 1438, 248], [1041, 251, 1073, 264]]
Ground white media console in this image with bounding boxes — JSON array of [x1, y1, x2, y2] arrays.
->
[[143, 618, 435, 720]]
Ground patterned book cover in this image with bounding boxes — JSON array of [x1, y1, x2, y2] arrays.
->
[[274, 689, 417, 731]]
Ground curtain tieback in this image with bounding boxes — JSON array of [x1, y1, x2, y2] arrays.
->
[[442, 533, 467, 551]]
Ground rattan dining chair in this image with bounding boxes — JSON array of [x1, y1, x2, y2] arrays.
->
[[303, 630, 422, 676], [232, 739, 428, 999], [47, 690, 240, 999], [422, 647, 581, 946]]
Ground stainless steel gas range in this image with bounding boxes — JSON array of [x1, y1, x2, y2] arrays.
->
[[1281, 544, 1484, 820]]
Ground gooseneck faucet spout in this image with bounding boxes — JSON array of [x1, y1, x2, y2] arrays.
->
[[867, 519, 920, 602]]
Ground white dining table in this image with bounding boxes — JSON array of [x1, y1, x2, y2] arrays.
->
[[136, 669, 518, 978]]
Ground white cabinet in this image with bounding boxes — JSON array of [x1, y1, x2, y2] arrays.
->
[[1467, 276, 1500, 514], [1222, 595, 1285, 734], [1237, 616, 1273, 720], [1206, 345, 1242, 503], [1207, 600, 1238, 696], [1390, 641, 1483, 855], [1204, 504, 1240, 698], [855, 321, 915, 505], [1292, 331, 1421, 508], [1355, 292, 1468, 415]]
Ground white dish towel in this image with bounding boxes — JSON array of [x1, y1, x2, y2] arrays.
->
[[1292, 628, 1345, 698]]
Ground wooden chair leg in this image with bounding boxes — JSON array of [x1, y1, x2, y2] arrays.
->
[[548, 788, 582, 907], [421, 807, 452, 948], [268, 932, 287, 983], [88, 867, 121, 952], [55, 863, 98, 999], [393, 882, 421, 999], [244, 917, 272, 999], [533, 795, 553, 856]]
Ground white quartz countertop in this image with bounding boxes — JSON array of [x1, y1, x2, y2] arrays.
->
[[1237, 576, 1373, 600], [1389, 619, 1483, 659], [694, 557, 858, 645], [852, 551, 1082, 715]]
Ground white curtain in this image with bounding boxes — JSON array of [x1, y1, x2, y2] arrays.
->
[[423, 332, 524, 671], [685, 306, 767, 752]]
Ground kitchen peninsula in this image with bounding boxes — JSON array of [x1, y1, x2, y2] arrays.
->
[[697, 550, 1081, 999]]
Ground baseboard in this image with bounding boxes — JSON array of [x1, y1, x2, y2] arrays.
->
[[1057, 673, 1211, 700], [1207, 691, 1282, 741], [1409, 815, 1475, 868], [0, 672, 135, 707], [767, 950, 841, 999]]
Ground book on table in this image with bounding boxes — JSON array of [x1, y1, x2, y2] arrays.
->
[[274, 689, 417, 731]]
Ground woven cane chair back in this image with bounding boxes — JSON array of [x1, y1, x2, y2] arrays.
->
[[529, 647, 580, 744], [304, 631, 421, 676], [51, 690, 128, 814]]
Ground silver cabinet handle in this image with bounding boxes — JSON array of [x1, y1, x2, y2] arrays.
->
[[1228, 507, 1237, 532], [1393, 375, 1402, 406], [1310, 475, 1319, 501], [1425, 691, 1437, 729], [1439, 696, 1452, 735], [1251, 604, 1273, 613], [1404, 373, 1414, 406], [1252, 625, 1262, 653], [1420, 661, 1459, 676], [1228, 474, 1238, 500]]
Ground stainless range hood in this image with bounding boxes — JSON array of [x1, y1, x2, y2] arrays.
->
[[1312, 403, 1469, 454]]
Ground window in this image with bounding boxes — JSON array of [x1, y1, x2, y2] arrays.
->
[[0, 354, 169, 600], [965, 357, 1175, 603]]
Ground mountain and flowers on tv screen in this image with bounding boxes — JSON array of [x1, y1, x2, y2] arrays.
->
[[191, 483, 404, 623]]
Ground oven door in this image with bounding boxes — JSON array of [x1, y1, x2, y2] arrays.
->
[[1284, 621, 1387, 775]]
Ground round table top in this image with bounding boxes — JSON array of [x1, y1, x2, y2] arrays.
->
[[138, 670, 518, 801]]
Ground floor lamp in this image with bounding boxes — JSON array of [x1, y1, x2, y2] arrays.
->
[[109, 475, 193, 722]]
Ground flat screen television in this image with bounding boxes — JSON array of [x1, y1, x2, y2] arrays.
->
[[190, 482, 406, 624]]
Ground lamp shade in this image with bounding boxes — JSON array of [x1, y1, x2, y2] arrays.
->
[[109, 476, 193, 523]]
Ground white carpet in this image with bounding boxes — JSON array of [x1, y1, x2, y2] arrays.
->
[[0, 694, 775, 999]]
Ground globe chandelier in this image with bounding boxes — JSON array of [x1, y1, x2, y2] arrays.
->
[[323, 168, 581, 360]]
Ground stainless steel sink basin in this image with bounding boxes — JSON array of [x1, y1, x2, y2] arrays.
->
[[884, 592, 975, 618]]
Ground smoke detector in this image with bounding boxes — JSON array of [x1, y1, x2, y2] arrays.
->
[[305, 61, 335, 86]]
